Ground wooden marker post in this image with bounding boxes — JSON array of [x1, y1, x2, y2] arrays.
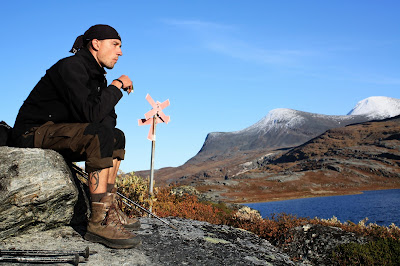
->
[[138, 94, 170, 213]]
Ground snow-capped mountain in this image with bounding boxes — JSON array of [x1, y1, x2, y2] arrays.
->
[[242, 96, 400, 135], [236, 108, 352, 134], [190, 96, 400, 162], [347, 96, 400, 119]]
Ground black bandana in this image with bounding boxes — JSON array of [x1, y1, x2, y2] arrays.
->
[[70, 24, 121, 54]]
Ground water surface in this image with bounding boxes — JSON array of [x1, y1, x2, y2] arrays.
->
[[246, 189, 400, 227]]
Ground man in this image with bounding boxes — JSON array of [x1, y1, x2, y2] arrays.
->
[[12, 24, 141, 249]]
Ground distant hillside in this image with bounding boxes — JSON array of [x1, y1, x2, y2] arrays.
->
[[219, 115, 400, 202], [175, 115, 400, 203]]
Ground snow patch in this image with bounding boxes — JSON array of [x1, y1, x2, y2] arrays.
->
[[236, 108, 305, 134], [259, 108, 306, 128], [348, 96, 400, 119]]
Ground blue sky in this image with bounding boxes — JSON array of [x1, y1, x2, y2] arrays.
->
[[1, 1, 399, 173]]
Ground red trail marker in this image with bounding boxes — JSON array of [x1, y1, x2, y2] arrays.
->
[[138, 94, 170, 141], [138, 94, 170, 212]]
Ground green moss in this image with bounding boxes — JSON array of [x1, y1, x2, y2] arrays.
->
[[210, 202, 235, 216], [331, 238, 400, 265]]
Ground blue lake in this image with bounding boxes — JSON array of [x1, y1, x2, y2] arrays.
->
[[246, 189, 400, 227]]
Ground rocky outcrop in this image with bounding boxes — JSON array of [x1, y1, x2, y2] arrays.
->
[[0, 146, 298, 265], [281, 224, 367, 265], [0, 147, 371, 265], [0, 147, 298, 265], [0, 147, 80, 240], [0, 217, 299, 265], [0, 216, 372, 265]]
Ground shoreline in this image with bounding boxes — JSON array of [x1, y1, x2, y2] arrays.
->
[[235, 187, 400, 205]]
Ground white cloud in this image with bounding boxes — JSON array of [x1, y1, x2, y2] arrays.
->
[[205, 40, 315, 66], [162, 18, 314, 67]]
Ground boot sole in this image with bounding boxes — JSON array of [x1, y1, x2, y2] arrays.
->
[[84, 232, 142, 249], [123, 223, 141, 231]]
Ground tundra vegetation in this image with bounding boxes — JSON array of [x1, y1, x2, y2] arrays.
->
[[116, 172, 400, 265]]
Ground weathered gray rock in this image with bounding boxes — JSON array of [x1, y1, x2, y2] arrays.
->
[[140, 217, 296, 265], [0, 217, 299, 265], [0, 147, 79, 240], [281, 224, 367, 265]]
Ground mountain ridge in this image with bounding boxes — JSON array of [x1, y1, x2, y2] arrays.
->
[[192, 96, 400, 163]]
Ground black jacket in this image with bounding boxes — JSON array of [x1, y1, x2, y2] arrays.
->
[[13, 48, 123, 138]]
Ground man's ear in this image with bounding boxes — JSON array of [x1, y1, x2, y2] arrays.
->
[[90, 39, 100, 51]]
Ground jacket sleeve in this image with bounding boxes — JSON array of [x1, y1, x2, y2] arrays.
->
[[55, 59, 123, 123], [101, 109, 118, 128]]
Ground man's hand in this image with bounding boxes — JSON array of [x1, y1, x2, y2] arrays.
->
[[111, 75, 134, 94]]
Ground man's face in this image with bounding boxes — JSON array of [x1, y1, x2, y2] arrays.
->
[[95, 39, 123, 69]]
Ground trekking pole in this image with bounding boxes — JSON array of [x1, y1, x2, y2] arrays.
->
[[0, 254, 80, 265], [0, 246, 93, 259], [119, 195, 178, 230], [71, 164, 177, 230]]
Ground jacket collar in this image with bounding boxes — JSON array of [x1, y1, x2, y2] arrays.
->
[[76, 48, 106, 76]]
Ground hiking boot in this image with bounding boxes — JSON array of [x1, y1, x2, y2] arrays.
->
[[110, 188, 141, 230], [84, 195, 141, 249]]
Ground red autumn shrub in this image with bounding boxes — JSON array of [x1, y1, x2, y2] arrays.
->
[[116, 172, 400, 245], [153, 187, 227, 224]]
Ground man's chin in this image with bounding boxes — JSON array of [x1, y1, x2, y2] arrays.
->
[[103, 62, 116, 69], [104, 65, 115, 70]]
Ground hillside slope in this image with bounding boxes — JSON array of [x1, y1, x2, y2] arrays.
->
[[196, 115, 400, 202]]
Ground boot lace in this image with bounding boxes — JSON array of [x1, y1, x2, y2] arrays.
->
[[102, 204, 133, 235]]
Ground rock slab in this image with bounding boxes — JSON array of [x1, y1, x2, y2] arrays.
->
[[0, 217, 298, 265], [0, 147, 78, 240]]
